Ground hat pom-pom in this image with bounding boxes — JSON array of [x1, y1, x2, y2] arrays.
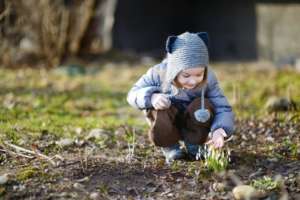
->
[[194, 109, 210, 123]]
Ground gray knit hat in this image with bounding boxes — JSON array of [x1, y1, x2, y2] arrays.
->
[[166, 32, 211, 123], [165, 32, 209, 84]]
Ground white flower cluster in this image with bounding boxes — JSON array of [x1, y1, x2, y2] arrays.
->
[[196, 144, 231, 172]]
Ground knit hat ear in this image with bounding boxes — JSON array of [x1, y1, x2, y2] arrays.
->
[[197, 32, 209, 49], [166, 35, 177, 53], [166, 32, 209, 85]]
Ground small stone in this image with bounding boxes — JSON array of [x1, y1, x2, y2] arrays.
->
[[212, 182, 226, 192], [86, 129, 111, 140], [73, 183, 85, 190], [0, 174, 9, 185], [74, 138, 85, 147], [266, 136, 275, 142], [167, 192, 174, 197], [267, 157, 279, 162], [265, 96, 295, 112], [56, 138, 74, 147], [75, 127, 83, 135], [232, 185, 265, 200], [76, 176, 90, 183], [241, 135, 248, 141], [89, 192, 100, 200], [57, 192, 70, 197], [240, 141, 246, 147], [250, 133, 256, 139]]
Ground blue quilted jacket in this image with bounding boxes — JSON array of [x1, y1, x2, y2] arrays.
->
[[127, 60, 235, 136]]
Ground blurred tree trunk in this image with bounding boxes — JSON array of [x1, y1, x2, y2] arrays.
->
[[0, 0, 118, 68], [68, 0, 95, 55], [81, 0, 117, 54]]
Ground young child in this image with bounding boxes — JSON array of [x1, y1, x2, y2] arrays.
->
[[127, 32, 235, 162]]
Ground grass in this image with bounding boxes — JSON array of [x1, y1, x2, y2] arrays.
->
[[282, 137, 299, 159], [16, 166, 39, 181], [0, 66, 146, 146], [202, 145, 230, 172], [252, 176, 280, 191], [218, 66, 300, 119], [0, 62, 300, 156]]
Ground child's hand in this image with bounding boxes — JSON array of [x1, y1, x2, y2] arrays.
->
[[206, 128, 227, 148], [151, 93, 171, 110]]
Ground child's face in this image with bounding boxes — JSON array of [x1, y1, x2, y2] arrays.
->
[[175, 66, 205, 89]]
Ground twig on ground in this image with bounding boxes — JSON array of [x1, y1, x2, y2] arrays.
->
[[0, 148, 35, 159], [3, 141, 63, 166], [3, 142, 36, 155]]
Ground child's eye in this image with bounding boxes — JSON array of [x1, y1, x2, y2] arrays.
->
[[182, 74, 190, 78]]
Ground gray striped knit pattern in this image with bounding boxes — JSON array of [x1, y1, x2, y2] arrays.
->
[[166, 32, 209, 84]]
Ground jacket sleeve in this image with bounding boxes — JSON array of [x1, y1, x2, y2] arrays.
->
[[127, 65, 162, 110], [206, 70, 235, 136]]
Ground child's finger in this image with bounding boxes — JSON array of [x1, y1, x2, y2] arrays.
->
[[218, 138, 224, 147], [154, 104, 163, 110], [161, 94, 170, 99], [162, 99, 171, 108], [158, 101, 167, 108], [219, 140, 224, 147], [160, 97, 170, 105], [156, 101, 167, 110], [205, 139, 213, 145], [153, 104, 159, 110], [214, 138, 221, 147], [161, 99, 171, 108], [159, 99, 168, 106], [153, 102, 163, 110], [215, 140, 224, 148], [215, 142, 221, 148]]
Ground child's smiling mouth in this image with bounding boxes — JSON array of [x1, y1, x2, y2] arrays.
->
[[184, 86, 196, 89]]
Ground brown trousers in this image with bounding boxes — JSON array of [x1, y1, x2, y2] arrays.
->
[[145, 98, 214, 147]]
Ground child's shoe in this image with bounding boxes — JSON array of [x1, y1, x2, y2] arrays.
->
[[161, 144, 185, 163], [185, 142, 207, 160]]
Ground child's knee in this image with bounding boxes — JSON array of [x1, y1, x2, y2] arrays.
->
[[149, 118, 181, 147], [145, 106, 178, 125], [147, 107, 181, 147]]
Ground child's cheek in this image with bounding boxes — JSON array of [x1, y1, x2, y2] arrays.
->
[[177, 77, 187, 86], [191, 77, 202, 85], [198, 76, 204, 82]]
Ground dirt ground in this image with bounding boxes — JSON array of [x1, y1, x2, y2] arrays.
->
[[1, 117, 299, 200]]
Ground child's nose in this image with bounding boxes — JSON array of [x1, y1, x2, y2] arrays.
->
[[188, 79, 197, 85]]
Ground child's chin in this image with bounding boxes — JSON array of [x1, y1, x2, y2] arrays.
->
[[184, 86, 196, 90]]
